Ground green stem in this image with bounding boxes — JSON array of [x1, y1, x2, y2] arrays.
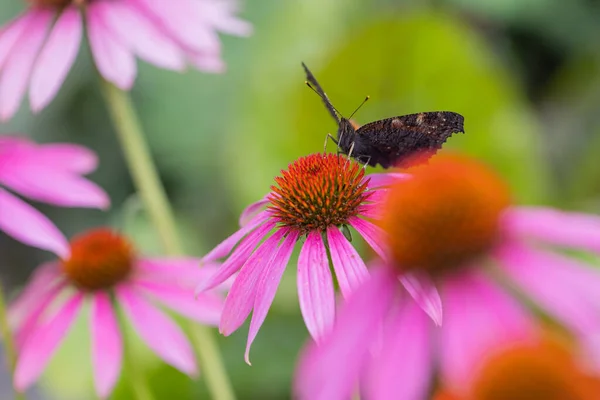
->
[[100, 80, 235, 400], [0, 284, 25, 400]]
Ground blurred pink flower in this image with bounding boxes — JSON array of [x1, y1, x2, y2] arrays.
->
[[0, 135, 108, 256], [295, 155, 600, 400], [9, 228, 225, 399], [0, 0, 252, 120], [196, 153, 404, 363]]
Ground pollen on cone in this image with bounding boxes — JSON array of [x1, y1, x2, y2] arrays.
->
[[381, 154, 511, 274]]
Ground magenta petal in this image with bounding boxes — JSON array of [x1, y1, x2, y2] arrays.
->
[[326, 227, 369, 298], [195, 220, 276, 294], [245, 230, 299, 364], [494, 243, 600, 334], [116, 284, 197, 376], [294, 267, 397, 400], [90, 292, 122, 399], [219, 230, 284, 336], [439, 271, 535, 391], [87, 4, 136, 90], [504, 206, 600, 254], [9, 262, 62, 324], [0, 12, 35, 69], [98, 1, 185, 70], [0, 10, 52, 121], [29, 7, 81, 112], [348, 216, 387, 261], [365, 172, 408, 189], [399, 270, 443, 326], [238, 196, 270, 227], [34, 143, 98, 174], [202, 210, 270, 262], [297, 232, 335, 340], [364, 300, 432, 400], [14, 292, 84, 392], [0, 188, 69, 257]]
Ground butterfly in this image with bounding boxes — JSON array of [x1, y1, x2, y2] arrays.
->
[[302, 62, 465, 168]]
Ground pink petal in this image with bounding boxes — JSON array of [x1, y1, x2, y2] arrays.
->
[[504, 206, 600, 254], [116, 284, 197, 376], [439, 271, 535, 391], [297, 232, 335, 340], [348, 216, 387, 261], [134, 258, 217, 290], [365, 172, 408, 189], [364, 300, 432, 400], [239, 196, 269, 227], [187, 51, 225, 73], [399, 270, 443, 326], [202, 210, 270, 262], [326, 226, 369, 298], [97, 1, 185, 71], [219, 230, 285, 336], [357, 203, 383, 219], [196, 0, 253, 36], [14, 292, 84, 392], [195, 220, 276, 293], [0, 163, 109, 209], [87, 4, 136, 90], [245, 230, 298, 364], [34, 143, 98, 174], [0, 188, 69, 257], [0, 10, 52, 121], [29, 7, 82, 112], [134, 280, 223, 326], [90, 292, 122, 399], [494, 242, 600, 334], [0, 12, 35, 69], [294, 267, 397, 400]]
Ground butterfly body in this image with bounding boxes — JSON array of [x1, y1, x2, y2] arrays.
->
[[302, 62, 465, 168]]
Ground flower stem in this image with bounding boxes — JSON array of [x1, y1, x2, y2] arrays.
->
[[100, 80, 235, 400], [0, 284, 26, 400]]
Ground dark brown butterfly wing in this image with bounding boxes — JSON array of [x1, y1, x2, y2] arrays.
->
[[354, 111, 465, 168]]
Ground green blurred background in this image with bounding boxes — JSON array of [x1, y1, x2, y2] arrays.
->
[[1, 0, 600, 398]]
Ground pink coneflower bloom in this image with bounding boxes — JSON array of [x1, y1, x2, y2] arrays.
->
[[0, 0, 252, 120], [295, 154, 600, 400], [0, 135, 108, 256], [196, 153, 404, 363], [9, 228, 225, 399]]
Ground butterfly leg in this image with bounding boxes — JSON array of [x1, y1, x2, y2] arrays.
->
[[345, 142, 355, 167], [323, 133, 339, 153], [361, 156, 371, 170]]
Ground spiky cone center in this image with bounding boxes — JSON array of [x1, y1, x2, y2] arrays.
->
[[268, 153, 369, 234], [381, 154, 511, 275], [27, 0, 85, 8], [434, 338, 600, 400], [61, 228, 134, 291]]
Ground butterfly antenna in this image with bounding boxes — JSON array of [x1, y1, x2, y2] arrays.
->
[[348, 96, 370, 120], [302, 62, 342, 124]]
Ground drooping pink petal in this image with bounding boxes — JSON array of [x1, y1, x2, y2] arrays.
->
[[195, 0, 253, 36], [239, 196, 269, 227], [0, 12, 35, 69], [34, 143, 98, 174], [364, 300, 432, 400], [90, 292, 122, 399], [29, 7, 82, 112], [399, 270, 443, 326], [195, 220, 276, 294], [0, 188, 69, 257], [294, 267, 397, 400], [0, 9, 52, 120], [494, 243, 600, 334], [365, 172, 408, 189], [134, 280, 223, 326], [219, 230, 285, 336], [348, 216, 387, 261], [87, 4, 136, 90], [0, 164, 109, 209], [297, 231, 335, 340], [97, 1, 185, 71], [134, 258, 217, 290], [357, 203, 383, 219], [128, 0, 220, 54], [504, 206, 600, 255], [245, 230, 299, 364], [439, 270, 535, 391], [14, 292, 84, 392], [326, 226, 369, 298], [116, 284, 197, 376], [202, 210, 270, 262], [187, 51, 225, 73]]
